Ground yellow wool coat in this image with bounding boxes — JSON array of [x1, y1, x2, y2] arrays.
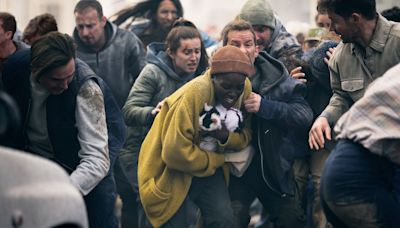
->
[[138, 70, 252, 227]]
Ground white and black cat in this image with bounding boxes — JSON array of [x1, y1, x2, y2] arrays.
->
[[199, 103, 243, 151]]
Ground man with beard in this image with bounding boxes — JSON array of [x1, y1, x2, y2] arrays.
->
[[237, 0, 303, 70], [73, 1, 146, 227], [309, 0, 400, 152]]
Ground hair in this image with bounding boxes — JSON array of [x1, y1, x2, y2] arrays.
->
[[317, 0, 376, 20], [221, 19, 256, 46], [0, 12, 16, 37], [166, 19, 208, 75], [23, 13, 58, 45], [31, 32, 76, 82], [74, 0, 103, 19], [381, 6, 400, 22], [112, 0, 183, 28]]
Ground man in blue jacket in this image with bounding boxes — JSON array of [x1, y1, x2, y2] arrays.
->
[[222, 20, 313, 228]]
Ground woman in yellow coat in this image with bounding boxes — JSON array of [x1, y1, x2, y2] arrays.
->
[[138, 46, 253, 227]]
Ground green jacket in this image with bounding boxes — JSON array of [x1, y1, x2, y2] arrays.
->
[[121, 43, 197, 158], [321, 15, 400, 125]]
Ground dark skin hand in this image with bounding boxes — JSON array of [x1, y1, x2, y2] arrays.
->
[[200, 121, 229, 145]]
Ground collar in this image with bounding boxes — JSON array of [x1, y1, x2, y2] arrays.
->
[[351, 14, 392, 54]]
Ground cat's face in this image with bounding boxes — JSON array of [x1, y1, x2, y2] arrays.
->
[[199, 104, 222, 131]]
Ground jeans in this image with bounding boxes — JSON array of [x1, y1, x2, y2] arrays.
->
[[162, 169, 234, 228], [84, 173, 118, 228], [321, 140, 400, 228], [118, 151, 152, 228], [114, 159, 138, 228]]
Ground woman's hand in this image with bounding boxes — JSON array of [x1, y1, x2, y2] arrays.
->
[[151, 99, 165, 116], [202, 121, 229, 144], [290, 66, 307, 84]]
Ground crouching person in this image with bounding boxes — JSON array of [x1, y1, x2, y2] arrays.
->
[[138, 46, 253, 228], [19, 32, 125, 228], [321, 63, 400, 227]]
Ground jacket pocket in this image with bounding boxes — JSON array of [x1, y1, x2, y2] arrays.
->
[[141, 177, 171, 217], [341, 79, 364, 92]]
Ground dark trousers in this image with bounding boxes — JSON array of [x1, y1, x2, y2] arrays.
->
[[114, 159, 139, 228], [229, 153, 306, 228], [162, 169, 234, 228], [321, 140, 400, 228], [84, 173, 118, 228], [118, 151, 152, 228]]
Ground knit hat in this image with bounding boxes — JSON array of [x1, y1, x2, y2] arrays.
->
[[31, 32, 76, 82], [238, 0, 276, 30], [210, 46, 253, 76]]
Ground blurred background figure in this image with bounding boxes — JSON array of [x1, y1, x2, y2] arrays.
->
[[285, 21, 310, 47], [112, 0, 183, 47], [22, 13, 58, 45], [381, 6, 400, 22], [112, 0, 216, 48], [314, 12, 331, 29], [301, 27, 327, 57]]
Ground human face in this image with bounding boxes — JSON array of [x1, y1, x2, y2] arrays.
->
[[252, 25, 272, 51], [327, 11, 358, 43], [316, 14, 331, 29], [227, 30, 258, 65], [213, 72, 246, 109], [168, 38, 201, 76], [75, 8, 106, 49], [39, 59, 75, 95], [0, 20, 13, 46], [156, 0, 178, 29]]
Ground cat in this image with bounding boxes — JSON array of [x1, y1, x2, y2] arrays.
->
[[199, 103, 243, 151]]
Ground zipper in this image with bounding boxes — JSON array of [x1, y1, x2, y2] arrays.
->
[[257, 124, 287, 197]]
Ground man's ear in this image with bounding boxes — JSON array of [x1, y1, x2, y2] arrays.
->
[[101, 16, 107, 27], [5, 31, 13, 40], [166, 48, 174, 60], [350, 13, 362, 24]]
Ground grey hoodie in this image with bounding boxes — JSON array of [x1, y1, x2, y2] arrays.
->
[[73, 21, 146, 108]]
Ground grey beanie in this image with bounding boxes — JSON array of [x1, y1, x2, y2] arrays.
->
[[238, 0, 276, 29]]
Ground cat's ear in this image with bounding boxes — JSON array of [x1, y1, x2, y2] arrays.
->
[[204, 103, 212, 111]]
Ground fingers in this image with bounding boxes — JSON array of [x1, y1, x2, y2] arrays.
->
[[324, 57, 329, 65], [244, 92, 261, 113], [308, 117, 331, 150], [325, 124, 332, 141], [309, 127, 324, 150], [290, 66, 306, 84], [290, 66, 302, 76]]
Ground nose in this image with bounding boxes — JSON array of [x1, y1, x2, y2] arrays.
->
[[60, 80, 69, 90], [166, 12, 175, 22], [239, 45, 247, 55], [81, 27, 90, 36]]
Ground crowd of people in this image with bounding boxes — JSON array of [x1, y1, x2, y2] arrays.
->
[[1, 0, 400, 227]]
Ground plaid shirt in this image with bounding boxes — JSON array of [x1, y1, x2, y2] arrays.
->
[[335, 63, 400, 165]]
